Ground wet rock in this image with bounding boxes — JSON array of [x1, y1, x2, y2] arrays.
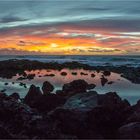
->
[[87, 84, 96, 90], [103, 70, 111, 76], [0, 126, 12, 139], [91, 73, 95, 78], [4, 83, 8, 85], [9, 92, 20, 100], [17, 76, 26, 80], [1, 89, 6, 93], [27, 74, 35, 80], [80, 72, 88, 76], [101, 76, 108, 86], [48, 91, 130, 139], [48, 108, 96, 139], [62, 80, 89, 95], [56, 90, 64, 95], [71, 72, 77, 75], [42, 81, 54, 94], [63, 91, 98, 111], [24, 85, 27, 88], [0, 93, 44, 139], [86, 92, 131, 138], [24, 85, 42, 107], [118, 122, 140, 139], [44, 74, 55, 77], [61, 72, 67, 76], [108, 81, 114, 85], [31, 94, 66, 113], [19, 82, 26, 87], [125, 100, 140, 123]]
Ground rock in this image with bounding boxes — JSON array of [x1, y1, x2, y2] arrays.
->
[[63, 91, 129, 112], [91, 73, 95, 78], [87, 84, 96, 90], [4, 83, 8, 85], [61, 72, 67, 76], [26, 74, 35, 80], [9, 92, 20, 100], [49, 91, 130, 139], [19, 82, 26, 86], [0, 93, 44, 139], [108, 81, 114, 85], [1, 89, 6, 93], [29, 94, 66, 113], [103, 70, 111, 76], [17, 76, 26, 80], [0, 92, 7, 99], [125, 100, 140, 123], [118, 122, 140, 139], [86, 92, 131, 138], [80, 72, 88, 76], [0, 126, 12, 139], [56, 90, 64, 95], [71, 72, 77, 75], [101, 76, 108, 86], [24, 85, 42, 107], [42, 81, 54, 94], [63, 91, 98, 111], [62, 80, 89, 95], [48, 108, 98, 139], [44, 74, 55, 77]]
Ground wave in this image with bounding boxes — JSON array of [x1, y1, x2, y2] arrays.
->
[[0, 55, 140, 67]]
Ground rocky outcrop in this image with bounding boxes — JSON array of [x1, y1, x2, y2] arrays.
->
[[101, 76, 108, 86], [103, 70, 111, 76], [48, 91, 130, 139], [30, 94, 66, 113], [118, 122, 140, 139], [63, 80, 89, 93], [63, 91, 98, 111], [42, 81, 54, 94], [0, 93, 44, 139], [0, 80, 140, 139], [9, 92, 20, 100], [24, 85, 42, 107], [57, 80, 96, 97], [24, 84, 65, 113]]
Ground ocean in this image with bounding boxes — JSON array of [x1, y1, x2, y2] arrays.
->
[[0, 55, 140, 67]]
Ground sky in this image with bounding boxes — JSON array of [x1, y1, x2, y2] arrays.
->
[[0, 0, 140, 55]]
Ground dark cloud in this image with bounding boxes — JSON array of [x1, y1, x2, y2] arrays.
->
[[17, 41, 46, 46], [0, 48, 46, 55], [0, 16, 27, 23]]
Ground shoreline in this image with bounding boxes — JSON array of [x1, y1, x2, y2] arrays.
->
[[0, 59, 140, 138], [0, 59, 139, 84], [0, 79, 140, 139]]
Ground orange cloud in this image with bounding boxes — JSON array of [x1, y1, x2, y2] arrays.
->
[[0, 25, 140, 55]]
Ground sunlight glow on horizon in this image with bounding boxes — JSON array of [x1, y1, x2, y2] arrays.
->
[[0, 0, 140, 55]]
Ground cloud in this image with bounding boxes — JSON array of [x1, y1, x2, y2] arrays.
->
[[0, 48, 51, 55], [0, 16, 27, 23], [17, 40, 46, 46], [87, 48, 122, 53]]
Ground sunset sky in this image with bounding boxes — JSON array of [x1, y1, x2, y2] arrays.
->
[[0, 0, 140, 55]]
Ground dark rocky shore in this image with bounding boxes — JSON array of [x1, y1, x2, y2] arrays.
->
[[0, 59, 140, 83], [0, 59, 140, 139], [0, 79, 140, 139]]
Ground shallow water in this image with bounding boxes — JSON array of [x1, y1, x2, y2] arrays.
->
[[0, 68, 140, 104]]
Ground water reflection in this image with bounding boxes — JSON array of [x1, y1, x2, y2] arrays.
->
[[0, 68, 140, 104]]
